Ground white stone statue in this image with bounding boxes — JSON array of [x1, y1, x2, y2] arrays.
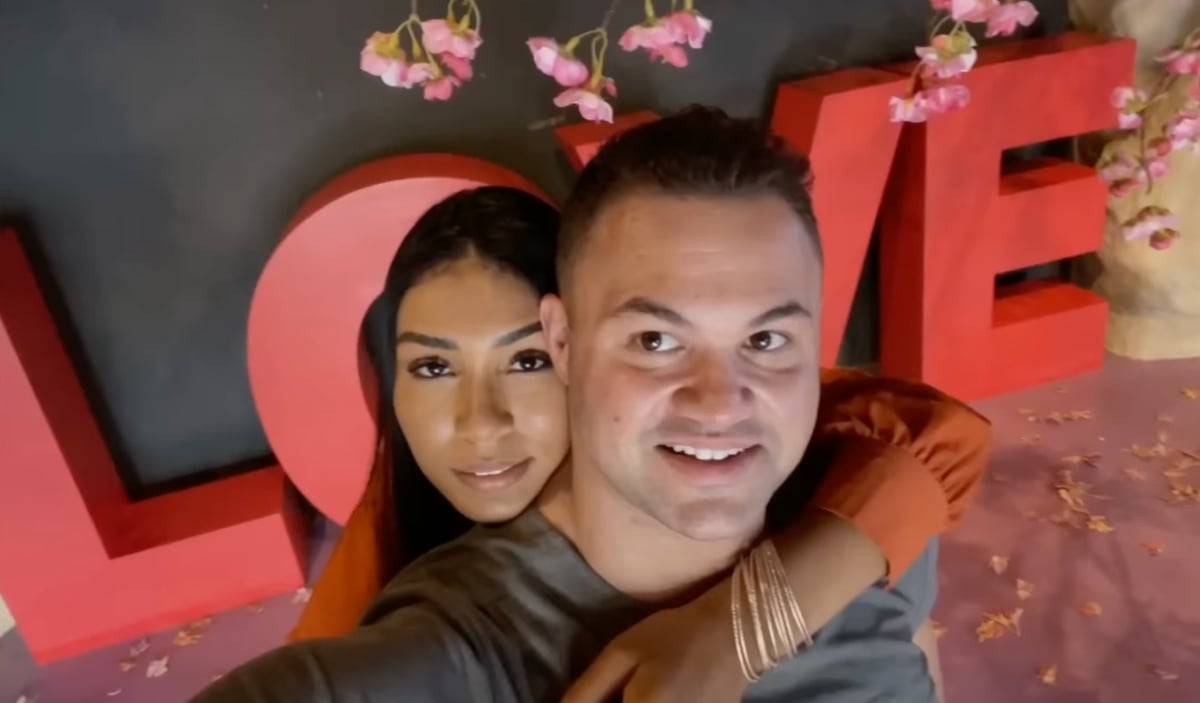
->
[[1071, 0, 1200, 359]]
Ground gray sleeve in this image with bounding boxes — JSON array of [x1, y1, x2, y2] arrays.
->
[[189, 605, 487, 703], [901, 537, 939, 627]]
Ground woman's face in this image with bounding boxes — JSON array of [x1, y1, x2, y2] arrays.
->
[[392, 256, 569, 523]]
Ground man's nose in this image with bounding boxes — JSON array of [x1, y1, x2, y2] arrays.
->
[[673, 353, 753, 430], [455, 377, 512, 447]]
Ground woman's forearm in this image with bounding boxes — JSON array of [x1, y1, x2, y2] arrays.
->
[[763, 507, 887, 637]]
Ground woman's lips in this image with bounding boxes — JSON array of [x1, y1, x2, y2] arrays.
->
[[452, 458, 533, 491]]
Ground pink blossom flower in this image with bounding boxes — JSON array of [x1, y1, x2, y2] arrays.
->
[[985, 1, 1037, 37], [1157, 48, 1200, 75], [916, 32, 977, 79], [1147, 155, 1170, 179], [947, 0, 997, 23], [663, 10, 713, 49], [1149, 229, 1180, 250], [1109, 178, 1141, 198], [381, 61, 434, 88], [554, 79, 617, 123], [619, 21, 677, 53], [438, 52, 474, 80], [889, 94, 930, 123], [526, 37, 589, 87], [1111, 86, 1147, 129], [1098, 154, 1139, 184], [621, 19, 695, 68], [1146, 136, 1173, 157], [1167, 112, 1200, 151], [1121, 206, 1178, 242], [421, 19, 483, 60], [1101, 154, 1164, 197], [361, 31, 406, 79], [650, 44, 689, 67], [423, 75, 460, 101], [921, 83, 971, 113]]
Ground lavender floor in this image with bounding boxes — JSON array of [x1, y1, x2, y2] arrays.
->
[[4, 355, 1199, 702]]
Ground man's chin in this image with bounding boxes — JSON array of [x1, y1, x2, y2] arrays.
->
[[655, 497, 765, 543]]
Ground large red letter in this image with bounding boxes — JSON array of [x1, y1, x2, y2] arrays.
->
[[770, 69, 908, 364], [0, 231, 306, 662], [877, 33, 1134, 399], [247, 155, 546, 524]]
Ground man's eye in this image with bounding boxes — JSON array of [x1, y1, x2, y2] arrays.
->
[[745, 331, 788, 352], [508, 350, 551, 373], [409, 358, 452, 378], [634, 331, 682, 353]]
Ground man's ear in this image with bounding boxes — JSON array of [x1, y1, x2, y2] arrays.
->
[[540, 294, 570, 385]]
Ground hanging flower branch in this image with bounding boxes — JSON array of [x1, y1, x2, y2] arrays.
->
[[525, 0, 712, 123], [889, 0, 1038, 123], [1099, 29, 1200, 250], [359, 0, 483, 101]]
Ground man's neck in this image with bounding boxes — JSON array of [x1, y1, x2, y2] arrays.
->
[[538, 456, 758, 604]]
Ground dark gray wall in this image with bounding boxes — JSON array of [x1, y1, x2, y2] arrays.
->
[[0, 0, 1070, 491]]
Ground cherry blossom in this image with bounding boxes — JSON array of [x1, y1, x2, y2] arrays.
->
[[423, 75, 460, 101], [421, 18, 482, 60], [663, 9, 712, 48], [526, 37, 589, 87], [1111, 87, 1148, 129], [1121, 206, 1179, 248], [891, 1, 1039, 123], [531, 1, 711, 123], [619, 1, 711, 68], [916, 32, 977, 79], [984, 1, 1037, 37], [358, 0, 482, 102], [555, 78, 617, 124], [889, 94, 930, 123]]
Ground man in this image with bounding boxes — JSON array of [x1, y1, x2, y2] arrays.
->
[[538, 106, 937, 701], [194, 107, 961, 703]]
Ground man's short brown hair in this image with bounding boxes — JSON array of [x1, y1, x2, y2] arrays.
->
[[556, 105, 821, 285]]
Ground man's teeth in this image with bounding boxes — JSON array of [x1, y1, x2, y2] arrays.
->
[[666, 445, 746, 461]]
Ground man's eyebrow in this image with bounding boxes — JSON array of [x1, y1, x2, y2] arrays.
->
[[750, 300, 811, 327], [611, 297, 811, 327], [396, 332, 456, 350], [611, 297, 690, 326]]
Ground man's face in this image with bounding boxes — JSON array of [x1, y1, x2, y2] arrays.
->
[[542, 190, 822, 542]]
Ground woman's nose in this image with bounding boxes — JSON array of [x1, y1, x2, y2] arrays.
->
[[455, 376, 513, 448]]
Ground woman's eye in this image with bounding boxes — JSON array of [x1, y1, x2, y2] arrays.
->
[[745, 331, 788, 352], [408, 358, 452, 379], [634, 331, 682, 353], [508, 350, 551, 373]]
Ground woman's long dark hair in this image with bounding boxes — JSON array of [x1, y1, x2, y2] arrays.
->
[[362, 186, 561, 562]]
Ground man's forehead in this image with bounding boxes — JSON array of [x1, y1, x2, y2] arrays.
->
[[572, 190, 820, 301]]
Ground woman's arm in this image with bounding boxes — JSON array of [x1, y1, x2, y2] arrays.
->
[[739, 369, 986, 686], [803, 366, 990, 579], [736, 366, 989, 645]]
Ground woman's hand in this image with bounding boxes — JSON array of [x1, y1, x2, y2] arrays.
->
[[561, 578, 747, 703]]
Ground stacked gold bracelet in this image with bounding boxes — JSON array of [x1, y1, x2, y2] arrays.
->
[[731, 539, 814, 682]]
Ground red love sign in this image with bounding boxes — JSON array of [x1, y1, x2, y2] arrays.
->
[[0, 32, 1132, 662]]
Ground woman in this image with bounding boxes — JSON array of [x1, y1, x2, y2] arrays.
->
[[289, 186, 983, 697]]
